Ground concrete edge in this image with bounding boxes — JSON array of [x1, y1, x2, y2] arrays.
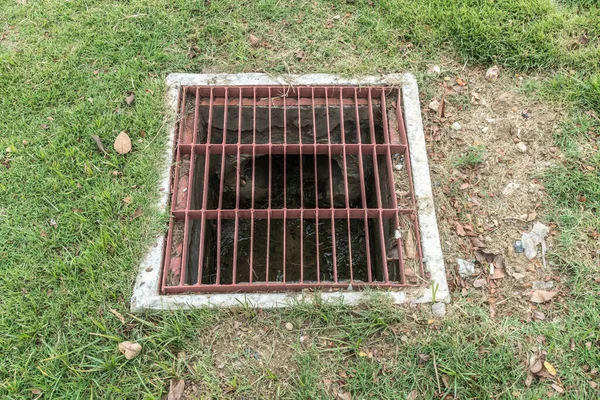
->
[[130, 73, 448, 312], [401, 73, 450, 303]]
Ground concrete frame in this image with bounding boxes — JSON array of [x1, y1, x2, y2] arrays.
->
[[130, 73, 449, 312]]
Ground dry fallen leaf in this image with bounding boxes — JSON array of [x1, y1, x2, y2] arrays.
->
[[336, 391, 352, 400], [405, 229, 416, 259], [285, 322, 293, 331], [114, 131, 132, 155], [407, 390, 419, 400], [551, 383, 564, 394], [91, 135, 108, 156], [168, 379, 185, 400], [544, 361, 557, 376], [131, 208, 144, 220], [125, 93, 135, 105], [118, 341, 142, 359], [455, 222, 466, 237], [530, 290, 558, 304], [123, 196, 132, 204], [473, 278, 486, 288], [248, 34, 260, 47], [109, 308, 126, 324]]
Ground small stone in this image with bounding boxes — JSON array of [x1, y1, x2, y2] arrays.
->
[[457, 258, 475, 277], [451, 122, 462, 131], [481, 127, 490, 133], [485, 65, 500, 82], [514, 240, 524, 253], [332, 14, 340, 20], [512, 273, 525, 279], [428, 99, 440, 112], [532, 280, 554, 290], [427, 65, 441, 75], [394, 164, 403, 171], [502, 182, 521, 196], [285, 322, 294, 331], [431, 302, 446, 318], [516, 142, 527, 153]]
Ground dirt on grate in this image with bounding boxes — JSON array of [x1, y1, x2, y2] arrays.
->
[[421, 62, 566, 319]]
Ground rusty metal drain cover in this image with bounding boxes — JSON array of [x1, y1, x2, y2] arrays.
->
[[162, 84, 424, 294]]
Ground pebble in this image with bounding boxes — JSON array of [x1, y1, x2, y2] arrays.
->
[[431, 302, 446, 318], [481, 127, 490, 133], [516, 142, 527, 153], [532, 280, 554, 290], [485, 65, 500, 82], [457, 258, 476, 277], [514, 240, 524, 253], [451, 122, 462, 131], [427, 65, 441, 75]]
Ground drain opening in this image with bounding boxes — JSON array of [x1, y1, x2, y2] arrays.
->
[[162, 86, 424, 294]]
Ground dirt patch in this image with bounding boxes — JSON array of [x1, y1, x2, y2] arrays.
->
[[422, 64, 565, 318]]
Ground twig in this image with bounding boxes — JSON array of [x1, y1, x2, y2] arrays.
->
[[437, 83, 446, 119], [432, 350, 441, 393]]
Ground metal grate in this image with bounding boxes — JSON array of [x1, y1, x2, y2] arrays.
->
[[161, 86, 425, 294]]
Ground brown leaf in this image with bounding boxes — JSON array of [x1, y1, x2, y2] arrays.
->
[[123, 196, 132, 204], [490, 267, 505, 280], [551, 383, 564, 394], [248, 34, 260, 47], [295, 49, 305, 61], [405, 229, 416, 259], [456, 77, 467, 86], [470, 237, 486, 248], [109, 308, 126, 324], [118, 341, 142, 359], [473, 278, 486, 288], [590, 381, 597, 389], [525, 371, 534, 387], [570, 339, 575, 351], [131, 208, 144, 220], [336, 392, 352, 400], [530, 290, 558, 304], [455, 222, 466, 237], [168, 379, 185, 400], [406, 390, 418, 400], [125, 93, 135, 105], [530, 358, 543, 374], [91, 135, 108, 156], [114, 131, 132, 154], [533, 310, 546, 321], [31, 389, 42, 395]]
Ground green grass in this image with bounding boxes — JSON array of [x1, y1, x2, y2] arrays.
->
[[1, 0, 600, 398], [454, 145, 487, 169]]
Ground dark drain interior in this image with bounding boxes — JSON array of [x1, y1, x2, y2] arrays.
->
[[162, 86, 423, 294]]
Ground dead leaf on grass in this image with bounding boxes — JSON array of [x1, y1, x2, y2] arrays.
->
[[123, 196, 132, 204], [285, 322, 293, 331], [405, 229, 415, 259], [336, 391, 352, 400], [456, 77, 467, 86], [455, 222, 466, 237], [551, 383, 564, 394], [544, 361, 557, 376], [109, 308, 126, 324], [91, 135, 108, 156], [407, 390, 419, 400], [248, 34, 260, 47], [114, 131, 132, 154], [131, 208, 144, 220], [295, 49, 305, 61], [530, 290, 557, 304], [168, 379, 185, 400], [125, 93, 135, 105], [118, 341, 142, 359], [473, 278, 486, 288]]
